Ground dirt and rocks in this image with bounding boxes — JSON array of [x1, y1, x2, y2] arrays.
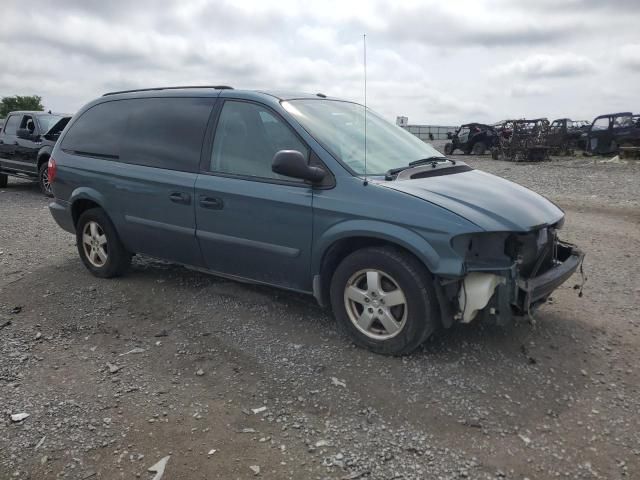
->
[[1, 154, 639, 480]]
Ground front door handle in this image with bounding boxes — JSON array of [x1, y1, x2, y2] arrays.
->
[[169, 192, 191, 205], [199, 195, 224, 210]]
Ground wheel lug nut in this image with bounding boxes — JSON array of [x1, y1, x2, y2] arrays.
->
[[368, 307, 373, 313], [378, 308, 383, 314], [364, 297, 370, 303]]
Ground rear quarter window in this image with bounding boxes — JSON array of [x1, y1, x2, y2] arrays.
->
[[61, 101, 123, 158]]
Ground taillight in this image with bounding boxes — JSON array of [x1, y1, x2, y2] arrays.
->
[[48, 158, 57, 184]]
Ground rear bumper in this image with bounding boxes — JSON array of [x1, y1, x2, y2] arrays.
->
[[49, 199, 75, 234], [516, 242, 584, 311]]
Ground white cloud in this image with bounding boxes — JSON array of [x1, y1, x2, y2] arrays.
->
[[508, 84, 550, 98], [619, 44, 640, 71], [493, 53, 596, 78]]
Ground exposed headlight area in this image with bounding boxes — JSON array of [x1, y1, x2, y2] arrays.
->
[[448, 221, 582, 325]]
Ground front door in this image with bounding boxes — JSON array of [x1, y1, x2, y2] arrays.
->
[[14, 114, 39, 173], [589, 116, 613, 154], [195, 100, 314, 291], [0, 114, 24, 172]]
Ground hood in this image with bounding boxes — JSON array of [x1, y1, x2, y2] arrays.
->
[[381, 169, 564, 232]]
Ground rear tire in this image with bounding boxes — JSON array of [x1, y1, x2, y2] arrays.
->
[[330, 246, 439, 355], [38, 162, 53, 197], [76, 208, 131, 278], [0, 173, 7, 188]]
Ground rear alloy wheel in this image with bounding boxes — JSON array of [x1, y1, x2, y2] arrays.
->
[[38, 162, 53, 197], [76, 208, 131, 278], [330, 246, 439, 355]]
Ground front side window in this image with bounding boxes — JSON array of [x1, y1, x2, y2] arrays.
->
[[592, 117, 610, 131], [282, 99, 444, 176], [211, 101, 309, 181], [3, 115, 21, 135]]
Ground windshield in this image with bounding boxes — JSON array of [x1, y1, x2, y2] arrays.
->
[[37, 114, 65, 132], [282, 99, 444, 175]]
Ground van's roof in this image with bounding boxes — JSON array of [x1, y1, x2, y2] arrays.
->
[[101, 86, 342, 102]]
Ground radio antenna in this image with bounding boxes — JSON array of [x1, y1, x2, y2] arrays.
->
[[363, 33, 368, 186]]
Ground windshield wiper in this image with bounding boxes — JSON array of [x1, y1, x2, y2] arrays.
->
[[385, 156, 455, 179]]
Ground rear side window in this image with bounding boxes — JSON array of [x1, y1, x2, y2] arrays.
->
[[61, 97, 215, 171], [61, 101, 123, 158], [122, 97, 214, 172], [3, 115, 21, 135]]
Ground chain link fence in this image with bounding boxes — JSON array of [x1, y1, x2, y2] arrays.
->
[[402, 124, 457, 141]]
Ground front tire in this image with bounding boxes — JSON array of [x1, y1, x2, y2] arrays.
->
[[76, 208, 131, 278], [330, 246, 439, 355], [444, 143, 454, 155], [38, 162, 53, 197]]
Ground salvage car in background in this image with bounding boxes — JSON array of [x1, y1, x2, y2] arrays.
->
[[584, 112, 640, 155], [0, 111, 71, 195], [48, 86, 583, 355], [444, 123, 497, 155], [546, 118, 590, 155], [492, 118, 551, 162]]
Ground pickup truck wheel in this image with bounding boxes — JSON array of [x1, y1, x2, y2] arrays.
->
[[38, 163, 53, 197], [0, 173, 7, 188], [330, 246, 439, 355], [76, 208, 131, 278]]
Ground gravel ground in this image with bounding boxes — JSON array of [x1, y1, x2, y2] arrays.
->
[[1, 154, 639, 480]]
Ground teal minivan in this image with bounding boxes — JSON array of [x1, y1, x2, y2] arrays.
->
[[48, 86, 583, 355]]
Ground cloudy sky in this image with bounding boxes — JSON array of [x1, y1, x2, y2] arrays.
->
[[1, 0, 639, 125]]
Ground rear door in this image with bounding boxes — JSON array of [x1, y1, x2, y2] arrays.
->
[[59, 97, 216, 266], [194, 99, 314, 291]]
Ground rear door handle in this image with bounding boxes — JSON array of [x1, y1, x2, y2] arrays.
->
[[169, 192, 191, 205], [199, 195, 224, 210]]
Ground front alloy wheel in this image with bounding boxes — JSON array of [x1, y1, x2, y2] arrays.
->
[[330, 246, 439, 355], [344, 269, 407, 340]]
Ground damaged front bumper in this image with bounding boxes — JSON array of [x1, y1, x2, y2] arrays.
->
[[456, 241, 584, 326]]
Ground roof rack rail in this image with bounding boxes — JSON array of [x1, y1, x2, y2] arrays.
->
[[102, 85, 234, 96]]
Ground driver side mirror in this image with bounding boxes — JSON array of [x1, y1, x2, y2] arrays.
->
[[272, 150, 326, 183]]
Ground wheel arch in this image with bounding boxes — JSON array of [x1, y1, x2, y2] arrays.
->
[[312, 222, 442, 307], [37, 146, 53, 168], [69, 188, 108, 227]]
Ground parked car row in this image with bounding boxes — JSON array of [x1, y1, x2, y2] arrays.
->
[[0, 86, 584, 355], [444, 112, 640, 160]]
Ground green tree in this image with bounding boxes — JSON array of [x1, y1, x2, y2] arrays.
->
[[0, 95, 44, 118]]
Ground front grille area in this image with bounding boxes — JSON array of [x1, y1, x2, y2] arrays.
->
[[505, 228, 557, 278]]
